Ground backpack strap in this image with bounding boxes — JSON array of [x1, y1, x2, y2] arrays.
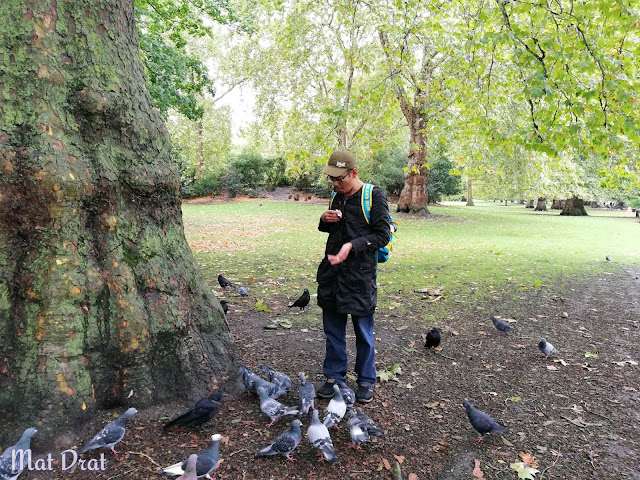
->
[[329, 191, 336, 209], [361, 183, 373, 224]]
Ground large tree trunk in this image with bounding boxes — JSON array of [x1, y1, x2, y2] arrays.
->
[[560, 197, 588, 216], [397, 113, 429, 214], [534, 197, 547, 211], [0, 0, 235, 447], [466, 180, 474, 206]]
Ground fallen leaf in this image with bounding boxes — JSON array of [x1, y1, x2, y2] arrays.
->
[[546, 365, 558, 371], [510, 461, 540, 479], [382, 458, 391, 470], [393, 454, 405, 464], [519, 452, 540, 468], [408, 474, 418, 480], [396, 325, 409, 331], [473, 459, 485, 479]]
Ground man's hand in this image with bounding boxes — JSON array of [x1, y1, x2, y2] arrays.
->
[[328, 242, 353, 265], [321, 209, 342, 223]]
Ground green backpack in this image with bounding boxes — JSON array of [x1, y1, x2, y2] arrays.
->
[[330, 183, 397, 262]]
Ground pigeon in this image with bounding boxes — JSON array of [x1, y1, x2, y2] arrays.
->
[[298, 373, 315, 417], [463, 401, 510, 441], [255, 419, 302, 461], [0, 427, 37, 480], [163, 392, 227, 430], [176, 454, 198, 480], [606, 255, 611, 262], [161, 434, 222, 478], [257, 386, 299, 426], [218, 274, 234, 288], [353, 407, 384, 437], [237, 285, 249, 297], [323, 384, 347, 429], [288, 288, 310, 311], [338, 382, 355, 409], [240, 365, 286, 399], [424, 327, 441, 349], [258, 363, 292, 392], [490, 315, 517, 332], [538, 337, 560, 358], [79, 407, 137, 454], [307, 409, 339, 464], [347, 409, 370, 447], [219, 300, 228, 314]]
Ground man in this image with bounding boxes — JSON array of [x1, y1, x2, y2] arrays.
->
[[316, 150, 390, 403]]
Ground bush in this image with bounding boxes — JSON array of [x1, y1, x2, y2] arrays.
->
[[224, 167, 244, 198], [427, 155, 463, 202], [265, 156, 289, 189], [367, 146, 406, 195], [229, 152, 269, 188], [248, 186, 269, 198]]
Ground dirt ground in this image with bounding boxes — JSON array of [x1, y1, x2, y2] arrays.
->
[[17, 262, 640, 480]]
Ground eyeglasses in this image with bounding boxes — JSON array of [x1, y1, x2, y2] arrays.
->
[[327, 170, 351, 183]]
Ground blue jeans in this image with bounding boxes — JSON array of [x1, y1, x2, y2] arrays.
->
[[322, 309, 376, 387]]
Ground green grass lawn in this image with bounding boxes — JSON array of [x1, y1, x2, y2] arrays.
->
[[182, 199, 639, 317]]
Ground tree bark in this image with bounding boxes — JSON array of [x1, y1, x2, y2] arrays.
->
[[466, 180, 474, 206], [0, 0, 235, 447], [195, 119, 205, 180], [526, 199, 534, 208], [396, 111, 430, 214], [534, 197, 547, 211], [551, 199, 565, 210], [560, 197, 588, 216]]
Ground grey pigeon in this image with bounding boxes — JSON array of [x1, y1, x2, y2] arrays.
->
[[323, 384, 347, 429], [217, 274, 234, 288], [237, 285, 249, 297], [79, 407, 137, 454], [307, 409, 339, 464], [538, 337, 560, 358], [298, 373, 315, 417], [490, 315, 516, 332], [338, 382, 355, 409], [425, 327, 441, 349], [240, 365, 286, 399], [354, 407, 384, 437], [163, 392, 227, 430], [257, 386, 299, 426], [288, 288, 310, 311], [0, 427, 37, 480], [219, 300, 228, 314], [258, 363, 292, 391], [161, 434, 222, 478], [176, 454, 198, 480], [463, 401, 510, 441], [347, 409, 370, 447], [255, 419, 302, 461]]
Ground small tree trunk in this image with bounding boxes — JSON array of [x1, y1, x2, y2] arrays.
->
[[534, 197, 547, 211], [195, 119, 205, 180], [560, 197, 588, 216], [466, 180, 474, 206], [551, 199, 565, 210], [526, 199, 534, 208]]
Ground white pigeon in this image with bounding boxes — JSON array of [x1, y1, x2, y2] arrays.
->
[[307, 409, 338, 464], [323, 384, 346, 429]]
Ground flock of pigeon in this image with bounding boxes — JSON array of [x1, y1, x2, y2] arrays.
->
[[216, 274, 312, 312], [0, 275, 565, 480]]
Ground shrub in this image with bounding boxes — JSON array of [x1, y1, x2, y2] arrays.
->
[[427, 155, 463, 202], [224, 167, 244, 198]]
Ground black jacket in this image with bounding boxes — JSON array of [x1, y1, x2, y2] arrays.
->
[[316, 185, 390, 315]]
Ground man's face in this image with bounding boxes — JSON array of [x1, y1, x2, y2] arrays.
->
[[329, 169, 354, 193]]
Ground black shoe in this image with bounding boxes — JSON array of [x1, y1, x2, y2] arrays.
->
[[356, 385, 374, 403], [316, 380, 336, 399]]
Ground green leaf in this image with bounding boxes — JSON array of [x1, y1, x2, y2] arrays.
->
[[508, 396, 522, 403]]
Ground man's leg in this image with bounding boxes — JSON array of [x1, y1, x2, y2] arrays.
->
[[352, 313, 376, 402], [319, 309, 348, 397]]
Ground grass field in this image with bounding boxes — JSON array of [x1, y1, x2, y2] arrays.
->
[[182, 198, 639, 321]]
